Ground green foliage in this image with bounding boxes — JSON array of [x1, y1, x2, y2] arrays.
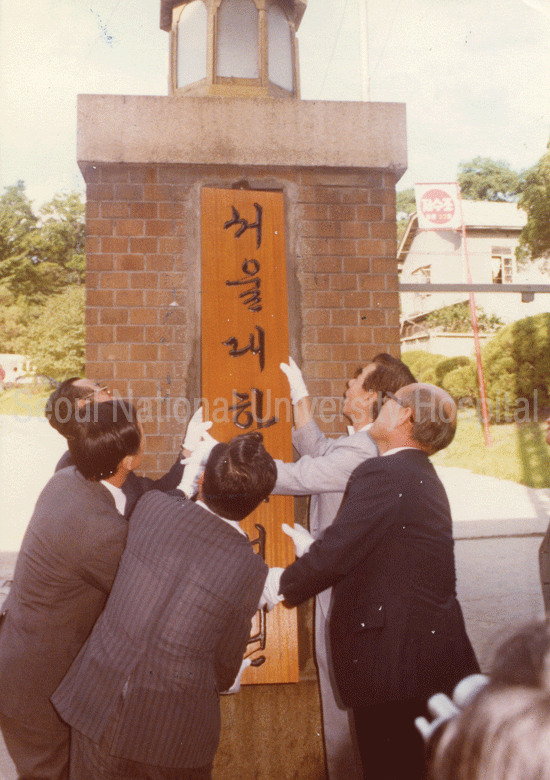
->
[[424, 302, 504, 334], [517, 140, 550, 260], [482, 312, 550, 411], [19, 286, 85, 380], [441, 364, 478, 403], [401, 351, 446, 384], [396, 188, 416, 245], [458, 156, 520, 202], [434, 356, 471, 385], [431, 415, 550, 489], [0, 183, 85, 304], [32, 192, 85, 285]]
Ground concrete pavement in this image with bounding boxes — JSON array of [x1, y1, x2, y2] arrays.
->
[[0, 416, 548, 777]]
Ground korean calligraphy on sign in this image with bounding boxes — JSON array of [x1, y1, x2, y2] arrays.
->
[[201, 188, 298, 685]]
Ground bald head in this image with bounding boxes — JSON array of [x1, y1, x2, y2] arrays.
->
[[399, 383, 457, 454]]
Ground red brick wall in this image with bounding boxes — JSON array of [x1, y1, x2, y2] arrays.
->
[[83, 163, 400, 476]]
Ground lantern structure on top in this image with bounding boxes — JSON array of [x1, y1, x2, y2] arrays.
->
[[160, 0, 306, 99]]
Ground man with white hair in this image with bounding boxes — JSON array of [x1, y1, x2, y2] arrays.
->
[[267, 383, 479, 780]]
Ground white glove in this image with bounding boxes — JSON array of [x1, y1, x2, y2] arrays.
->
[[415, 674, 489, 742], [221, 657, 251, 695], [259, 567, 285, 611], [179, 432, 219, 498], [280, 357, 309, 405], [182, 407, 213, 454], [282, 523, 314, 557]]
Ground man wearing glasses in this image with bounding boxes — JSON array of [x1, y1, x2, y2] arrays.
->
[[45, 378, 202, 516], [268, 383, 479, 780], [272, 354, 416, 780]]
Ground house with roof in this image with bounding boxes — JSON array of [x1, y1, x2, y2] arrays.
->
[[398, 200, 549, 356]]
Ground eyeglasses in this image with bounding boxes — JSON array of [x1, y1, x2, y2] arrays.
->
[[383, 390, 414, 420], [84, 383, 112, 399]]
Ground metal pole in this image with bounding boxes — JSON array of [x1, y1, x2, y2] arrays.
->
[[457, 188, 493, 447]]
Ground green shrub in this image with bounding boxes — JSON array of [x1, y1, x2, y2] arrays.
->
[[401, 351, 446, 382], [441, 364, 478, 403], [434, 356, 471, 387], [482, 312, 550, 414]]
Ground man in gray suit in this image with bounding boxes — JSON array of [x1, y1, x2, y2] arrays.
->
[[0, 400, 144, 780], [53, 431, 275, 779], [272, 354, 416, 780]]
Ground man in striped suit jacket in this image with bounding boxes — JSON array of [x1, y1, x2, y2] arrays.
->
[[52, 431, 275, 779]]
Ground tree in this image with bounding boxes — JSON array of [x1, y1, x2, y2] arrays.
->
[[517, 140, 550, 260], [458, 157, 520, 202], [19, 286, 85, 380], [0, 184, 85, 304], [424, 302, 503, 333], [482, 312, 550, 412], [396, 188, 416, 244], [32, 192, 85, 285]]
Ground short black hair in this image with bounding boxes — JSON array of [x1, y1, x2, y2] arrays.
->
[[361, 357, 417, 421], [45, 378, 91, 437], [202, 431, 277, 522], [68, 400, 141, 481], [370, 353, 416, 388]]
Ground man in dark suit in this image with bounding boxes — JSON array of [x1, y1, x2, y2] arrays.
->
[[52, 431, 275, 779], [0, 400, 145, 780], [266, 383, 479, 780]]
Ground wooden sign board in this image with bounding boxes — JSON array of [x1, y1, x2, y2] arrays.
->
[[201, 188, 298, 684]]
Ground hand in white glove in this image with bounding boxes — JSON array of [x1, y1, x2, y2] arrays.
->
[[282, 523, 314, 557], [280, 357, 309, 406], [221, 657, 251, 695], [415, 674, 488, 743], [259, 567, 285, 611], [179, 432, 219, 498], [182, 407, 213, 455]]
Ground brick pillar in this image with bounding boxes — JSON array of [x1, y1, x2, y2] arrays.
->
[[79, 95, 407, 779]]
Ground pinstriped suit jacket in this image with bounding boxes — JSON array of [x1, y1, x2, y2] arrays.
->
[[52, 490, 268, 769]]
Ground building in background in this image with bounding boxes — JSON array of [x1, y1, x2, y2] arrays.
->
[[399, 200, 549, 355]]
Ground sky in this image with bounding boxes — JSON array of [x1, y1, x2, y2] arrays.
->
[[0, 0, 549, 208]]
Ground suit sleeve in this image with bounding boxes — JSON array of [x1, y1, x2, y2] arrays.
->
[[133, 456, 185, 494], [280, 461, 399, 605], [78, 510, 127, 594], [214, 558, 267, 692], [272, 432, 377, 496]]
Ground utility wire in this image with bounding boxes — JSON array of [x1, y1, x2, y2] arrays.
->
[[370, 0, 404, 83], [316, 0, 351, 99]]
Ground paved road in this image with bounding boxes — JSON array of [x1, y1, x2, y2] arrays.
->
[[0, 416, 548, 777]]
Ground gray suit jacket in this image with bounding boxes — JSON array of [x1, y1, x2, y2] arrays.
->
[[0, 467, 127, 729], [53, 491, 268, 769], [273, 419, 377, 616]]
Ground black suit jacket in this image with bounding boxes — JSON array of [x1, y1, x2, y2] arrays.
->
[[280, 449, 479, 708]]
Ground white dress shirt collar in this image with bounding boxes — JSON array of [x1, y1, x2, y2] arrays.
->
[[347, 422, 374, 436], [382, 446, 419, 457], [196, 500, 248, 537], [100, 480, 127, 515]]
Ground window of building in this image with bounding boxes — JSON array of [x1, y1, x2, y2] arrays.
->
[[411, 265, 431, 283], [491, 247, 514, 284]]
